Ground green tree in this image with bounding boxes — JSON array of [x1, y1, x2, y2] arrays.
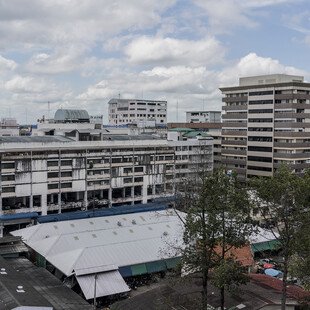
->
[[251, 165, 310, 310], [211, 259, 249, 298], [181, 168, 253, 309], [289, 208, 310, 291]]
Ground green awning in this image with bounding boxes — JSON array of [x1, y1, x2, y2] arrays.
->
[[146, 261, 166, 273], [131, 263, 147, 276], [165, 257, 181, 269], [251, 240, 281, 253]]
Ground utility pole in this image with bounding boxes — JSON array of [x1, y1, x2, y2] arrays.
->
[[93, 273, 97, 309]]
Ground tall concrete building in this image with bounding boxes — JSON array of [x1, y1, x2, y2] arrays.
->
[[108, 98, 167, 126], [220, 74, 310, 180]]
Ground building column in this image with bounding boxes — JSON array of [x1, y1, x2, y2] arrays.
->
[[142, 177, 147, 204], [108, 188, 112, 207], [58, 191, 61, 214], [41, 194, 47, 216], [29, 194, 33, 211], [0, 223, 3, 238], [131, 186, 134, 205]]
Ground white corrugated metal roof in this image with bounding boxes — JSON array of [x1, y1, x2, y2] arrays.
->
[[249, 227, 279, 244], [12, 209, 185, 277], [76, 270, 130, 300]]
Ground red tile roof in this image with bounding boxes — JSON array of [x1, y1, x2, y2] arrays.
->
[[250, 274, 310, 302]]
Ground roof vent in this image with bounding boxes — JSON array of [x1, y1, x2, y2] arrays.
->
[[16, 285, 25, 293], [117, 221, 122, 226], [0, 268, 7, 275], [131, 219, 137, 225]]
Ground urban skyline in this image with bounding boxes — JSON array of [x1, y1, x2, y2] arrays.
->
[[0, 0, 309, 123]]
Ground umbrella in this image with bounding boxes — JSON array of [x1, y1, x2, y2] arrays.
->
[[265, 268, 281, 277], [263, 263, 275, 269]]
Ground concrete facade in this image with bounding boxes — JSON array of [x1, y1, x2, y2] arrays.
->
[[186, 111, 221, 123], [220, 74, 310, 180], [108, 98, 167, 125], [0, 135, 213, 224]]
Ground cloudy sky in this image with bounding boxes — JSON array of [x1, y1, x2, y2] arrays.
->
[[0, 0, 309, 124]]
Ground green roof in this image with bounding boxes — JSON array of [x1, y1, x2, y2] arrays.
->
[[183, 131, 211, 138], [169, 128, 195, 132]]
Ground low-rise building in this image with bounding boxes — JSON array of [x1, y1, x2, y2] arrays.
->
[[12, 207, 184, 301]]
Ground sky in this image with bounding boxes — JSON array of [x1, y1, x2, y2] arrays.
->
[[0, 0, 309, 124]]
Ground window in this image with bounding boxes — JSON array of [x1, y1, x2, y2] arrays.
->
[[2, 186, 15, 193], [61, 182, 72, 188], [134, 167, 144, 172], [249, 91, 273, 96], [124, 167, 132, 173], [248, 100, 273, 105], [248, 109, 273, 114], [248, 156, 272, 163], [48, 172, 58, 178], [48, 183, 58, 189], [1, 162, 15, 169], [248, 136, 272, 142], [247, 166, 272, 172], [248, 146, 272, 152], [134, 177, 143, 182], [2, 175, 15, 181], [248, 118, 273, 123]]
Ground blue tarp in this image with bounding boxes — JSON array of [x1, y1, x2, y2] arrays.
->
[[38, 201, 173, 223], [0, 212, 39, 221], [265, 268, 282, 277]]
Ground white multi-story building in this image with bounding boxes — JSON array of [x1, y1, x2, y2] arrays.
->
[[0, 118, 19, 136], [34, 109, 103, 141], [108, 98, 167, 126], [0, 133, 213, 232], [186, 111, 221, 123], [220, 74, 310, 180]]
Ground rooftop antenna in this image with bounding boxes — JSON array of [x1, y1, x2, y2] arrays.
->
[[118, 92, 121, 99], [202, 98, 205, 111], [176, 100, 179, 122], [48, 101, 50, 119]]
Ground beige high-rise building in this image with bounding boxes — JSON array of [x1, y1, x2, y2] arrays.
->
[[220, 74, 310, 180]]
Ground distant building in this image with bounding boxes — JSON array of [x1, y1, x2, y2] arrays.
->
[[168, 122, 222, 168], [34, 109, 103, 141], [220, 74, 310, 180], [186, 111, 221, 123], [108, 98, 167, 126], [0, 118, 19, 136]]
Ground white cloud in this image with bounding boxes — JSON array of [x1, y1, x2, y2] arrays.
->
[[0, 55, 17, 71], [5, 75, 54, 93], [125, 36, 225, 66], [193, 0, 296, 33], [218, 53, 307, 86], [0, 0, 175, 50]]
